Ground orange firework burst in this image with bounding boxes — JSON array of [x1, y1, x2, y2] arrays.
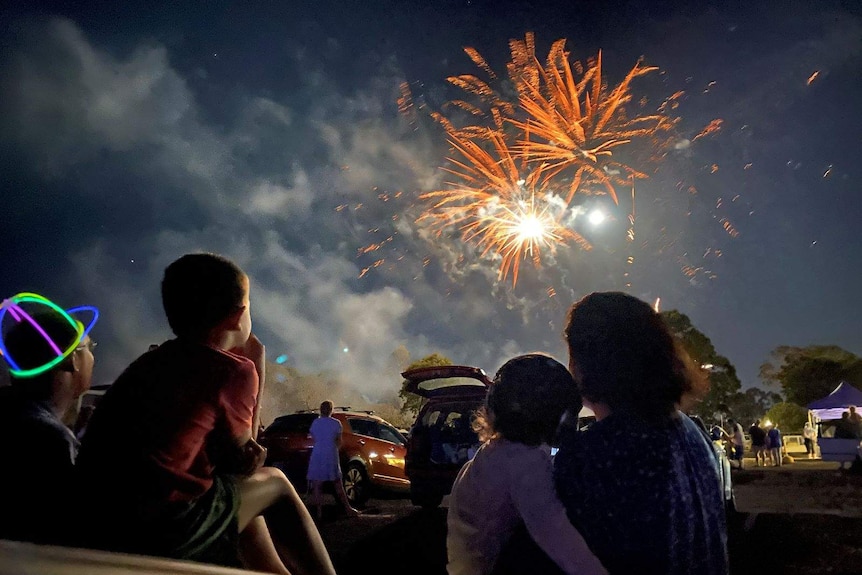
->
[[512, 39, 675, 204], [419, 130, 589, 285], [419, 33, 674, 286]]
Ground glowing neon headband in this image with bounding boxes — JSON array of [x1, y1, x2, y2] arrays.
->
[[0, 292, 99, 378]]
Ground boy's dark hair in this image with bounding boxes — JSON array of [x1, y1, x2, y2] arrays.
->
[[4, 311, 80, 396], [480, 353, 581, 446], [161, 253, 247, 339], [564, 291, 688, 423]]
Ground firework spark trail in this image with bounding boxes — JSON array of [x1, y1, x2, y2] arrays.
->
[[693, 119, 723, 141], [512, 41, 675, 204], [417, 34, 675, 286]]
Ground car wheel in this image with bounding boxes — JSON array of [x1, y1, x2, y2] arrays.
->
[[343, 463, 369, 506], [410, 490, 443, 509]]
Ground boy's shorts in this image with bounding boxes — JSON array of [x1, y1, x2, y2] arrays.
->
[[83, 473, 242, 567], [168, 474, 241, 567]]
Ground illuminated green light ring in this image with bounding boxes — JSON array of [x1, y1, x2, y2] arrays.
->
[[0, 293, 99, 379]]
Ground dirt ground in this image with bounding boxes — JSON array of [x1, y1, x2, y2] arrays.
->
[[728, 460, 862, 574], [318, 460, 862, 575]]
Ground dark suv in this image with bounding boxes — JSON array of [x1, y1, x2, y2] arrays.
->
[[402, 365, 491, 509], [259, 408, 409, 505]]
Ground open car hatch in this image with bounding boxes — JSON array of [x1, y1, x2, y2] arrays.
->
[[401, 365, 491, 399]]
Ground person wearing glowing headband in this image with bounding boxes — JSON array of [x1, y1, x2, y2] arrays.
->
[[0, 292, 98, 545]]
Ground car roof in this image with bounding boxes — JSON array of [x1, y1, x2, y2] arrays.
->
[[401, 365, 491, 399], [270, 408, 389, 426]]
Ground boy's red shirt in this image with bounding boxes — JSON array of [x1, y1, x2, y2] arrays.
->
[[77, 339, 258, 503]]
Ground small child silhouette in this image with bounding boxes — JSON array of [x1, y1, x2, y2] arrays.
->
[[446, 353, 607, 575]]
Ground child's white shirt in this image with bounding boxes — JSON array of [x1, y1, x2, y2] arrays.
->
[[446, 438, 607, 575]]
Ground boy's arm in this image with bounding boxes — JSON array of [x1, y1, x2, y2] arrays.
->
[[209, 426, 267, 477], [230, 333, 266, 439], [510, 447, 608, 575], [216, 343, 267, 476], [235, 433, 268, 476]]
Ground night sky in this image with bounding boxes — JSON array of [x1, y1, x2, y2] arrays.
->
[[1, 0, 860, 398]]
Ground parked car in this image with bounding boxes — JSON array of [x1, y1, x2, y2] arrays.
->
[[402, 365, 492, 509], [259, 407, 410, 505]]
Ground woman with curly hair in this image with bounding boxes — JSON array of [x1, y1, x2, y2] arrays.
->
[[554, 292, 728, 575]]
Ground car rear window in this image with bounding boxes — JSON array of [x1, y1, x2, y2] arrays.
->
[[413, 376, 487, 393], [347, 418, 377, 438], [378, 424, 406, 445], [414, 402, 481, 465], [265, 414, 317, 435]]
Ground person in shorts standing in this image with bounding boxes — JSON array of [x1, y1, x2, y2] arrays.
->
[[306, 400, 360, 520], [749, 420, 768, 467], [767, 423, 783, 467], [802, 422, 817, 459]]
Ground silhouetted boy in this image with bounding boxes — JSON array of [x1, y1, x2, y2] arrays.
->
[[76, 253, 335, 575]]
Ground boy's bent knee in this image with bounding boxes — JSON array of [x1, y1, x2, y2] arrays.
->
[[250, 466, 295, 496], [237, 467, 300, 529]]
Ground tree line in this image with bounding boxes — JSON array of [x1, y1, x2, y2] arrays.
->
[[254, 312, 860, 435], [664, 311, 861, 432]]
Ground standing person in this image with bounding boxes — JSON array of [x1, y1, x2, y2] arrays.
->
[[767, 423, 783, 467], [803, 422, 817, 459], [749, 420, 768, 467], [849, 406, 862, 438], [0, 293, 97, 544], [447, 354, 607, 575], [555, 292, 728, 575], [835, 412, 857, 439], [76, 253, 335, 575], [727, 418, 745, 470], [307, 400, 360, 520]]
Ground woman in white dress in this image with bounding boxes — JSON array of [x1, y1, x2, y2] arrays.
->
[[307, 400, 360, 519]]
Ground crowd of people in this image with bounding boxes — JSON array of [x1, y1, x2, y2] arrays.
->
[[0, 253, 732, 574], [833, 406, 862, 439]]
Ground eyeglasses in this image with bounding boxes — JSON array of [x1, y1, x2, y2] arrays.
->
[[76, 340, 97, 353]]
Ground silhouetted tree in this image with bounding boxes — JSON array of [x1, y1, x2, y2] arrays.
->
[[764, 402, 809, 434], [760, 346, 862, 406], [726, 388, 783, 426], [661, 310, 742, 421]]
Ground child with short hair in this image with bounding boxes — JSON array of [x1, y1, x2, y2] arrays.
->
[[77, 253, 335, 575], [446, 353, 607, 575], [0, 294, 97, 545]]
